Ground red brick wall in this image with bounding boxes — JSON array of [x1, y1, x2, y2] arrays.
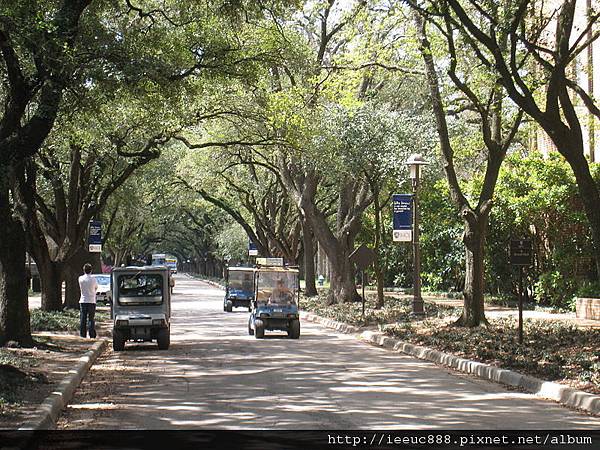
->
[[576, 297, 600, 320]]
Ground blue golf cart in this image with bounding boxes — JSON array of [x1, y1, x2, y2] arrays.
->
[[224, 266, 255, 312], [248, 260, 300, 339]]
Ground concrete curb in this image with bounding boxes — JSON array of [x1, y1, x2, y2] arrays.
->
[[18, 339, 108, 430], [302, 311, 362, 334], [204, 280, 225, 290], [300, 311, 600, 416]]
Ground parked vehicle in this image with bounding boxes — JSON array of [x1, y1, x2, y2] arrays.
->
[[248, 260, 300, 339], [111, 266, 171, 351], [224, 267, 255, 312], [92, 274, 112, 305], [151, 253, 177, 274], [151, 253, 166, 266], [165, 257, 178, 274]]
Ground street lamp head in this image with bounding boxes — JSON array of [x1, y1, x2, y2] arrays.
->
[[405, 153, 429, 180]]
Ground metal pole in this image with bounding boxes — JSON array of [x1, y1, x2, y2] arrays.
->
[[412, 170, 424, 315], [518, 266, 524, 345], [27, 253, 32, 292], [362, 270, 365, 317]]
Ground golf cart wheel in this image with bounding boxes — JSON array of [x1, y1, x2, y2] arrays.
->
[[157, 328, 170, 350], [112, 328, 125, 351], [255, 319, 265, 339], [226, 301, 233, 313], [288, 319, 300, 339], [248, 316, 254, 335]]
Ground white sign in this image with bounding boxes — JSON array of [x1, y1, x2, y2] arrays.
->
[[89, 244, 102, 253], [256, 257, 284, 266], [248, 249, 258, 256], [393, 230, 412, 242]]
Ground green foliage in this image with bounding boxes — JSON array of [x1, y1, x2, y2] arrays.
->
[[419, 179, 464, 291], [323, 103, 437, 182], [576, 281, 600, 299], [483, 153, 599, 307], [302, 294, 460, 327], [214, 223, 251, 263], [30, 309, 109, 332], [534, 271, 576, 311], [30, 309, 81, 332], [379, 239, 413, 288]]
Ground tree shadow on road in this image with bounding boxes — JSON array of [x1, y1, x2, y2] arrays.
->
[[58, 293, 600, 430]]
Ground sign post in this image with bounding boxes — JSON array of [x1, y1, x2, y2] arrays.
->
[[349, 245, 376, 317], [392, 194, 413, 242], [88, 220, 102, 253], [510, 239, 533, 345]]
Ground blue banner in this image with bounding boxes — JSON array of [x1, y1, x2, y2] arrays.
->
[[89, 220, 102, 245], [392, 194, 412, 242], [393, 194, 412, 229], [88, 220, 102, 252]]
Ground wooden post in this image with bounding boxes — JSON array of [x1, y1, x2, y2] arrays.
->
[[362, 270, 365, 317], [518, 266, 524, 345]]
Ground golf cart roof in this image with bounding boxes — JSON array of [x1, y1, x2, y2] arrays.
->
[[112, 266, 169, 273], [256, 266, 299, 274], [227, 266, 255, 272]]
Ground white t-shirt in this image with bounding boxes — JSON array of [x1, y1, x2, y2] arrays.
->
[[79, 274, 98, 304]]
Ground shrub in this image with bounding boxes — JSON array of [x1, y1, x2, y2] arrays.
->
[[534, 270, 576, 310], [30, 309, 109, 332], [30, 309, 80, 332], [576, 281, 600, 298]]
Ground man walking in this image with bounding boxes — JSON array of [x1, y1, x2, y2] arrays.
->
[[79, 263, 98, 338]]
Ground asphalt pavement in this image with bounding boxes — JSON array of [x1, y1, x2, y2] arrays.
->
[[56, 275, 600, 429]]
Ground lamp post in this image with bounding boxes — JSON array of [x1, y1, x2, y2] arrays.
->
[[405, 154, 428, 316]]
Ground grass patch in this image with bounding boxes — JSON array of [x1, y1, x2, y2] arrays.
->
[[30, 308, 109, 332], [0, 350, 30, 370], [301, 293, 461, 327], [384, 317, 600, 394]]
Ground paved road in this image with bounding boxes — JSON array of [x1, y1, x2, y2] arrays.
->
[[57, 275, 600, 430]]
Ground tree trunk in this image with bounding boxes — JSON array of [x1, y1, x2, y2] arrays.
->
[[455, 215, 488, 327], [328, 252, 361, 304], [38, 259, 63, 312], [375, 267, 384, 308], [279, 166, 369, 304], [301, 218, 318, 297], [63, 264, 80, 309], [0, 177, 33, 346], [305, 210, 361, 304], [563, 148, 600, 280], [372, 185, 385, 309]]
